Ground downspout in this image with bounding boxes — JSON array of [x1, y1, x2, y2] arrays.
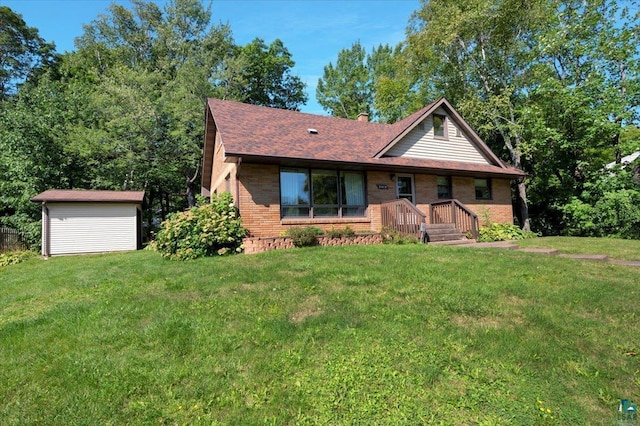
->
[[235, 157, 242, 207], [42, 202, 50, 258]]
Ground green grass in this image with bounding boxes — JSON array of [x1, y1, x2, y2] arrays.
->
[[1, 242, 639, 425], [517, 236, 640, 261]]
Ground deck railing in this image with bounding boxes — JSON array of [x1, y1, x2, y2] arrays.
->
[[381, 198, 426, 240], [430, 199, 479, 239]]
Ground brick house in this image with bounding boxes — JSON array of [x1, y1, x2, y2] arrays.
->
[[201, 97, 525, 239]]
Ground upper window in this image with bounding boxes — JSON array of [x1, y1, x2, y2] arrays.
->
[[474, 178, 492, 200], [280, 168, 366, 218], [437, 176, 452, 199], [433, 114, 447, 139]]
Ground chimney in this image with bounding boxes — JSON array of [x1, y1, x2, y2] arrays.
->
[[357, 112, 369, 122]]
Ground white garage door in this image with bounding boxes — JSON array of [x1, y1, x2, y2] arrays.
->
[[48, 203, 137, 255]]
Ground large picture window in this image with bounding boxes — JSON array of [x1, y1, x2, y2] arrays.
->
[[280, 168, 366, 218]]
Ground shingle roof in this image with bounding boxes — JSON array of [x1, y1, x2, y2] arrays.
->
[[206, 98, 526, 178], [31, 190, 145, 203]]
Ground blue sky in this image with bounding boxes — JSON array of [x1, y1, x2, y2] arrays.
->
[[2, 0, 420, 114]]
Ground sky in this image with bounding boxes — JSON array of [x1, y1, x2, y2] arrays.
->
[[2, 0, 420, 115]]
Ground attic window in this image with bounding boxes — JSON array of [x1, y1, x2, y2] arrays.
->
[[308, 128, 318, 134], [433, 114, 447, 139]]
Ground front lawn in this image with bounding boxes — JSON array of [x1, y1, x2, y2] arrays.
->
[[1, 242, 639, 424], [517, 236, 640, 261]]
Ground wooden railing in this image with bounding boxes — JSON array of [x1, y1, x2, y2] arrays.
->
[[1, 227, 27, 252], [381, 198, 426, 240], [430, 199, 479, 239]]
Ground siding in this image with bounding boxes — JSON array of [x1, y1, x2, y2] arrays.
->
[[48, 203, 138, 255], [385, 109, 491, 164]]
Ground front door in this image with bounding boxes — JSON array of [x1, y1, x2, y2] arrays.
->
[[396, 174, 415, 203]]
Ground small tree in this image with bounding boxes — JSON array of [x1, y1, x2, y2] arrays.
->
[[154, 192, 246, 260]]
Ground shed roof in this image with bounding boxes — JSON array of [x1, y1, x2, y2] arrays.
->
[[31, 190, 145, 204]]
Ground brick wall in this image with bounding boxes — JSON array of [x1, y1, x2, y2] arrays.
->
[[231, 164, 514, 238], [451, 177, 513, 225]]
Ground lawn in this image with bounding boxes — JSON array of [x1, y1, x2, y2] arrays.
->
[[1, 241, 639, 425]]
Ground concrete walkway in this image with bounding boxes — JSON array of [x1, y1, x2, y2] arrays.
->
[[450, 240, 640, 267]]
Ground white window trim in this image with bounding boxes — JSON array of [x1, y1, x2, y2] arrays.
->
[[396, 173, 416, 204], [433, 114, 448, 140]]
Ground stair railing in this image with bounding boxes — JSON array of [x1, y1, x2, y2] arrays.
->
[[380, 199, 426, 240], [430, 199, 479, 239]]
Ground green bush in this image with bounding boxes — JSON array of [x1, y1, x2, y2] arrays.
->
[[0, 214, 40, 251], [0, 250, 35, 268], [326, 225, 356, 238], [562, 190, 640, 239], [154, 193, 246, 260], [477, 222, 537, 242], [285, 226, 323, 247], [381, 227, 420, 244]]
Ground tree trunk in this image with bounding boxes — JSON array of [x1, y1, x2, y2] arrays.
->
[[516, 178, 531, 231]]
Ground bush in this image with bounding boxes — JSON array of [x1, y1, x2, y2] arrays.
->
[[326, 225, 356, 238], [0, 214, 40, 251], [562, 190, 640, 239], [477, 223, 537, 242], [0, 250, 35, 268], [381, 227, 420, 244], [285, 226, 323, 247], [154, 193, 246, 260]]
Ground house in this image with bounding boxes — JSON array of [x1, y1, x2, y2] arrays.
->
[[31, 189, 144, 256], [201, 97, 525, 239], [605, 151, 640, 170]]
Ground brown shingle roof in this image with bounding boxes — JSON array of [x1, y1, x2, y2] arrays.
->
[[207, 98, 526, 178], [31, 190, 145, 203]]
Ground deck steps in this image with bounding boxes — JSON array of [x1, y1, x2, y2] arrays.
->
[[424, 223, 466, 243]]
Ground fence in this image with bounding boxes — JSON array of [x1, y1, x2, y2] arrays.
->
[[0, 227, 28, 252]]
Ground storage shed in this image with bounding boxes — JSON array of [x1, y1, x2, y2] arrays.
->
[[31, 190, 144, 257]]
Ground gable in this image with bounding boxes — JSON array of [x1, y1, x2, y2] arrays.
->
[[383, 108, 492, 165]]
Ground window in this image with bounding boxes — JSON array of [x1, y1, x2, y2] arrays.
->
[[433, 114, 447, 139], [280, 168, 366, 218], [474, 178, 492, 200], [341, 172, 366, 216], [280, 168, 310, 217], [396, 174, 414, 203], [437, 176, 452, 199], [312, 170, 338, 217]]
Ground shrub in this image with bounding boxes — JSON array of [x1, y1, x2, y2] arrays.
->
[[477, 223, 537, 242], [0, 250, 35, 268], [285, 226, 323, 247], [154, 193, 246, 260], [326, 225, 356, 238], [381, 227, 420, 244], [562, 190, 640, 239]]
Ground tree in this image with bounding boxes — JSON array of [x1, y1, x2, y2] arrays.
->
[[0, 72, 78, 247], [404, 0, 640, 234], [213, 38, 307, 110], [406, 0, 547, 230], [316, 41, 372, 119], [0, 6, 58, 100], [368, 43, 423, 124], [74, 0, 235, 224]]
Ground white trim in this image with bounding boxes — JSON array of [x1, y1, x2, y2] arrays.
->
[[396, 173, 415, 204]]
